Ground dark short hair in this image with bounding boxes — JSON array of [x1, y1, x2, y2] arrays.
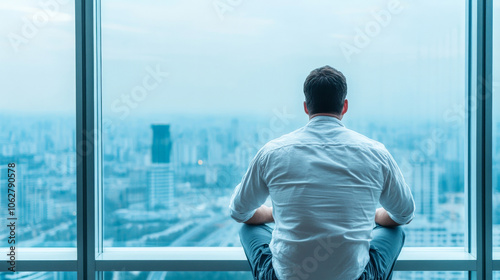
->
[[303, 65, 347, 115]]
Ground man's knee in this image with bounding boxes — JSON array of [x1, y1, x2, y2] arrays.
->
[[388, 225, 405, 243], [372, 225, 406, 247], [392, 225, 405, 239], [239, 223, 252, 240], [388, 226, 406, 249], [239, 223, 267, 241], [400, 227, 406, 242]]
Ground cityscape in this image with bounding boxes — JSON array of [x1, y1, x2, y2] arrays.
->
[[0, 113, 499, 280]]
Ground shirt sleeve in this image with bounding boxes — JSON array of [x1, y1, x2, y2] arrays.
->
[[379, 150, 416, 225], [229, 149, 270, 223]]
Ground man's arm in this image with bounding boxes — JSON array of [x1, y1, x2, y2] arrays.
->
[[244, 205, 274, 225], [379, 151, 416, 226], [229, 149, 270, 223], [375, 207, 412, 227]]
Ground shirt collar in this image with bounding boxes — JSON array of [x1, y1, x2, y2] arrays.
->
[[307, 115, 345, 127]]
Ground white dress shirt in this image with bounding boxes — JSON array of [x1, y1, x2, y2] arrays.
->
[[229, 115, 415, 280]]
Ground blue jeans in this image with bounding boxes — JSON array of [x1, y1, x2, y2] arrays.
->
[[239, 224, 405, 280]]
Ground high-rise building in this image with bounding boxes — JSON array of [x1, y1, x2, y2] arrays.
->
[[151, 124, 172, 164], [409, 161, 440, 222], [149, 125, 174, 210]]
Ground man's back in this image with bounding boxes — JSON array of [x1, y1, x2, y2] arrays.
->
[[231, 65, 414, 280], [230, 116, 414, 279]]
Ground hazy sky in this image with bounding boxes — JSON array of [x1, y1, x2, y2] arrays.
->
[[0, 0, 497, 122]]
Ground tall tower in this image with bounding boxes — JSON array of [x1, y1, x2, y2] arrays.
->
[[410, 160, 439, 222], [151, 125, 172, 164], [148, 125, 174, 210]]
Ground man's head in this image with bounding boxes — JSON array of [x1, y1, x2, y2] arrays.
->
[[303, 65, 348, 119]]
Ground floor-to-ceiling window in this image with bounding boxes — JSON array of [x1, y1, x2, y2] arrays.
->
[[101, 0, 466, 247], [99, 1, 466, 279], [0, 0, 76, 278]]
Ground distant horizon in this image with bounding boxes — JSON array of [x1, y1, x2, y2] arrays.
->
[[1, 111, 492, 125], [3, 110, 500, 129]]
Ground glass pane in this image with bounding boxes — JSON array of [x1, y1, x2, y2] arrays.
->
[[102, 0, 466, 247], [493, 0, 500, 251], [0, 272, 76, 280], [103, 272, 252, 280], [393, 271, 467, 280], [0, 1, 76, 248]]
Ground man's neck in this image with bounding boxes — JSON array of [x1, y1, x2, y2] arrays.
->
[[309, 113, 341, 121]]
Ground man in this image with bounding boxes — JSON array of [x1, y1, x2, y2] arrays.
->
[[229, 65, 415, 280]]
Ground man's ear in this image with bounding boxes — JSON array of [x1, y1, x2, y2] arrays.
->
[[303, 101, 309, 115], [341, 99, 348, 116]]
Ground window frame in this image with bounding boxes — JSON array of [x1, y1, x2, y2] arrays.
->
[[0, 0, 494, 279]]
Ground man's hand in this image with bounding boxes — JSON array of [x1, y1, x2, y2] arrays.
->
[[375, 208, 405, 227], [244, 205, 274, 225]]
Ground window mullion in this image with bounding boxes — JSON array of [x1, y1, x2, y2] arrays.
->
[[471, 0, 494, 279], [76, 0, 98, 279]]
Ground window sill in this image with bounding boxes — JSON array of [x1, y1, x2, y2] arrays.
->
[[0, 248, 77, 271], [97, 247, 476, 271], [0, 247, 478, 272]]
